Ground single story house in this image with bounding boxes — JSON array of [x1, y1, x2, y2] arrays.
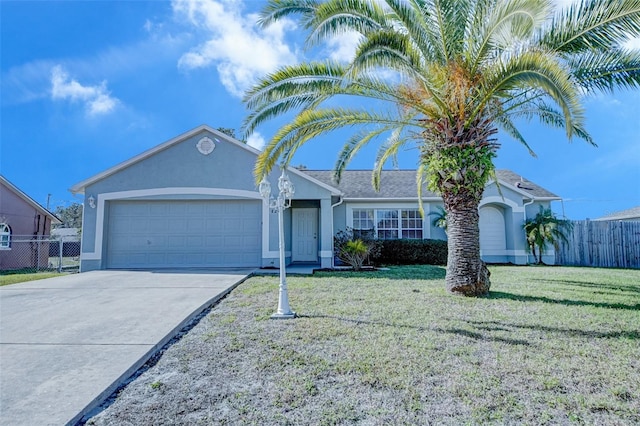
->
[[70, 125, 560, 272], [0, 174, 61, 270], [593, 206, 640, 222]]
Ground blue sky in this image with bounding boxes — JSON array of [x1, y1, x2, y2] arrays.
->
[[1, 0, 638, 220]]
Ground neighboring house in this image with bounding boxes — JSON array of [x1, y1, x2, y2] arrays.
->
[[70, 125, 561, 272], [0, 175, 61, 270], [593, 206, 640, 222]]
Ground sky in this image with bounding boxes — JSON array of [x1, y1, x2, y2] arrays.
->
[[1, 0, 639, 220]]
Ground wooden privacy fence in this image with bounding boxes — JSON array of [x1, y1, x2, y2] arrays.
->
[[555, 220, 640, 269]]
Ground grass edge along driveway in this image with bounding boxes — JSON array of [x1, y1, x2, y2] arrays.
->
[[86, 265, 640, 425]]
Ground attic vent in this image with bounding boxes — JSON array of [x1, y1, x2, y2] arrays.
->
[[515, 181, 533, 190], [196, 137, 216, 155]]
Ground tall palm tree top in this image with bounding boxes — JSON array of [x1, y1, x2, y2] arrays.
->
[[245, 0, 640, 183]]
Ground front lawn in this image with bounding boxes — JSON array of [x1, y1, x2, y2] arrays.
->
[[0, 271, 65, 286], [88, 265, 640, 425]]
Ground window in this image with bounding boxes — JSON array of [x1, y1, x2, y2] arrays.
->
[[352, 208, 424, 240], [376, 210, 398, 239], [0, 223, 10, 249], [352, 209, 375, 239], [402, 210, 423, 239]]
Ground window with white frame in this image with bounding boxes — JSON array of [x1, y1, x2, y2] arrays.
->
[[376, 209, 399, 239], [351, 208, 423, 240], [352, 209, 375, 239], [402, 210, 423, 239], [0, 223, 10, 249]]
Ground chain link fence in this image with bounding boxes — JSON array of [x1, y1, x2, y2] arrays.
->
[[0, 235, 81, 273]]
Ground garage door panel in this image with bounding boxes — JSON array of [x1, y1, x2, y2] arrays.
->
[[107, 200, 261, 269]]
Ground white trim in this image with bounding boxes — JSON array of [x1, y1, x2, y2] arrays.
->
[[82, 187, 263, 262], [486, 179, 561, 201], [285, 166, 342, 196], [264, 251, 292, 258], [480, 196, 524, 212], [346, 203, 428, 240], [319, 250, 333, 257], [344, 197, 442, 202]]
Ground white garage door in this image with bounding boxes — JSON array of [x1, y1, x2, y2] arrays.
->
[[479, 206, 506, 252], [106, 200, 261, 269]]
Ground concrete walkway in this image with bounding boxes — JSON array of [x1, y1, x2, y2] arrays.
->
[[0, 269, 251, 426]]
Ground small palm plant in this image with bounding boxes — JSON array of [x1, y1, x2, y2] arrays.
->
[[523, 206, 573, 264], [429, 207, 448, 232], [337, 239, 371, 271]]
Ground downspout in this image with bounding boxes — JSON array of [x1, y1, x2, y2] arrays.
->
[[330, 195, 344, 268], [522, 198, 535, 264]]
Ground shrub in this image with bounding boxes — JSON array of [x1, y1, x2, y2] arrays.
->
[[337, 240, 370, 271], [372, 239, 448, 266], [334, 228, 381, 269]]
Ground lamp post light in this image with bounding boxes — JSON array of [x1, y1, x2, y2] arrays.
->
[[259, 169, 296, 319]]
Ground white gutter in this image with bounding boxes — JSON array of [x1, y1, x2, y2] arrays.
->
[[330, 194, 344, 268]]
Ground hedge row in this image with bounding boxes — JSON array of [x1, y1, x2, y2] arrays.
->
[[371, 239, 448, 266]]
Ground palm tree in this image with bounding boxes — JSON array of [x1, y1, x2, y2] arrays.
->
[[243, 0, 640, 296], [523, 206, 573, 264]]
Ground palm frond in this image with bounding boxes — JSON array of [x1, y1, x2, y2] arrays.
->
[[255, 108, 415, 180], [372, 128, 409, 191], [334, 127, 393, 183], [257, 0, 319, 29], [480, 49, 584, 140], [494, 114, 537, 157], [349, 29, 424, 77], [306, 0, 387, 47], [568, 48, 640, 93], [539, 0, 640, 53], [468, 0, 551, 74]]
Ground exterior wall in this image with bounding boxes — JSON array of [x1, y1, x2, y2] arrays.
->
[[0, 182, 53, 270], [332, 183, 557, 266], [79, 130, 336, 271]]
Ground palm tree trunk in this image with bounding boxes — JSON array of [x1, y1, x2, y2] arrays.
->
[[443, 192, 490, 296]]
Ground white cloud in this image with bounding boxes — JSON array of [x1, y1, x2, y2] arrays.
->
[[326, 32, 361, 63], [51, 66, 119, 116], [172, 0, 298, 98], [246, 131, 266, 150], [624, 37, 640, 51]]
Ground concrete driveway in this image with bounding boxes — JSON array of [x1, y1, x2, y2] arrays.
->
[[0, 269, 252, 426]]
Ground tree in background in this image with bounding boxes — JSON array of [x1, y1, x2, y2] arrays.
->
[[524, 206, 573, 264], [53, 203, 82, 228], [244, 0, 640, 296]]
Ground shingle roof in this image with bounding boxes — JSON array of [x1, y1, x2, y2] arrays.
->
[[594, 206, 640, 221], [302, 169, 559, 200]]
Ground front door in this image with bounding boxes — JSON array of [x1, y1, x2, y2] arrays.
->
[[292, 208, 318, 262]]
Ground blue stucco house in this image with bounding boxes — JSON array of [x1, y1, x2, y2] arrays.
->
[[71, 125, 561, 272]]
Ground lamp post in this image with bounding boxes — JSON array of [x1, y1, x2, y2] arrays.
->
[[259, 169, 296, 319]]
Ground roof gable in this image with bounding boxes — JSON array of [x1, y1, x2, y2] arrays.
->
[[0, 175, 61, 223], [70, 125, 259, 194], [70, 125, 340, 196]]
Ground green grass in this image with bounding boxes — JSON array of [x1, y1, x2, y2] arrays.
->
[[238, 266, 640, 424], [89, 265, 640, 425], [0, 271, 65, 286]]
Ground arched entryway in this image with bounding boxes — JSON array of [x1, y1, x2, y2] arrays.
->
[[479, 205, 506, 253]]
